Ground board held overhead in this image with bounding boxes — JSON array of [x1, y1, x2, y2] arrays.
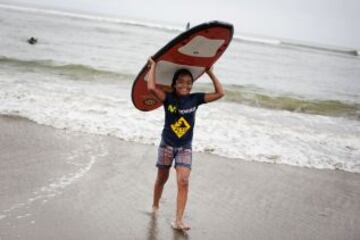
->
[[132, 21, 234, 111]]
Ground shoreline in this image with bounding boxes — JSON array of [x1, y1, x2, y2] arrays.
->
[[1, 115, 359, 239], [2, 114, 359, 175]]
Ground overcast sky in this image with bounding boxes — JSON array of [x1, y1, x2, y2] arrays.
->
[[3, 0, 360, 49]]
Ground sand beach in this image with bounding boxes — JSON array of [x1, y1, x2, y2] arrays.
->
[[1, 115, 359, 240]]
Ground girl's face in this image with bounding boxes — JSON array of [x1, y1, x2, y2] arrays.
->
[[174, 74, 193, 96]]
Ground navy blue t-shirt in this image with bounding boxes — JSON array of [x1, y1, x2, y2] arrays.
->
[[161, 92, 206, 147]]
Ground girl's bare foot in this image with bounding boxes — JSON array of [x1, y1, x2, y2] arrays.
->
[[171, 221, 191, 231]]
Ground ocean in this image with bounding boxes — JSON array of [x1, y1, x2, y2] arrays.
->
[[1, 3, 359, 173]]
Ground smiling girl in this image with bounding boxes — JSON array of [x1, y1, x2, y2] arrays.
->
[[147, 57, 224, 231]]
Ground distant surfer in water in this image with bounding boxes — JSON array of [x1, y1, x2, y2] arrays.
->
[[147, 57, 224, 231], [27, 37, 38, 45]]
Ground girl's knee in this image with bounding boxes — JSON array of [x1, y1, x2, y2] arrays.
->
[[177, 176, 189, 188]]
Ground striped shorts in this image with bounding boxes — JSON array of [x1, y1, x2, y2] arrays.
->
[[156, 140, 192, 169]]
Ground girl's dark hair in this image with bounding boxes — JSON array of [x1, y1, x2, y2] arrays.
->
[[171, 68, 194, 88]]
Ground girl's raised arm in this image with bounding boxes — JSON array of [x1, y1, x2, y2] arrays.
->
[[147, 58, 166, 102], [204, 67, 225, 103]]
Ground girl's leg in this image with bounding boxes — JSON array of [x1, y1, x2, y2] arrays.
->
[[174, 166, 191, 230], [152, 168, 170, 210]]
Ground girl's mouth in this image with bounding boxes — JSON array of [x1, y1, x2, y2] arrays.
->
[[178, 88, 190, 94]]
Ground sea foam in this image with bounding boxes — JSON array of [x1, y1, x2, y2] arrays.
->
[[1, 74, 359, 173]]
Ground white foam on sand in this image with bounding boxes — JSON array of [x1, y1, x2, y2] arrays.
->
[[0, 143, 107, 221], [30, 144, 106, 201]]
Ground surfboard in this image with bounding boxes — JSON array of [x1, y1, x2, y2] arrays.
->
[[131, 21, 234, 111]]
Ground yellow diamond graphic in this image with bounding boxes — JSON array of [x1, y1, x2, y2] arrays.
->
[[170, 117, 191, 138]]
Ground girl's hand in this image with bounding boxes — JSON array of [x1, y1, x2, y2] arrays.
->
[[205, 66, 214, 75], [148, 57, 156, 68]]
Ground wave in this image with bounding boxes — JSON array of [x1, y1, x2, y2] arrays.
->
[[0, 56, 134, 80], [195, 84, 360, 119], [233, 34, 282, 45], [280, 41, 359, 57], [233, 35, 359, 57], [2, 55, 359, 119], [225, 85, 360, 119]]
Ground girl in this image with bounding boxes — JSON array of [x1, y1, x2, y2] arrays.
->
[[147, 57, 224, 231]]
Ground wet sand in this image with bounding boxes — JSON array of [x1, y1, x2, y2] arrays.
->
[[0, 115, 359, 240]]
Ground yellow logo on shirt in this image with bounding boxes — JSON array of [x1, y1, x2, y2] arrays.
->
[[171, 117, 191, 138], [168, 104, 177, 113]]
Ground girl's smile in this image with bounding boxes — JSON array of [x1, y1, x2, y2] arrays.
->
[[175, 75, 193, 96]]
